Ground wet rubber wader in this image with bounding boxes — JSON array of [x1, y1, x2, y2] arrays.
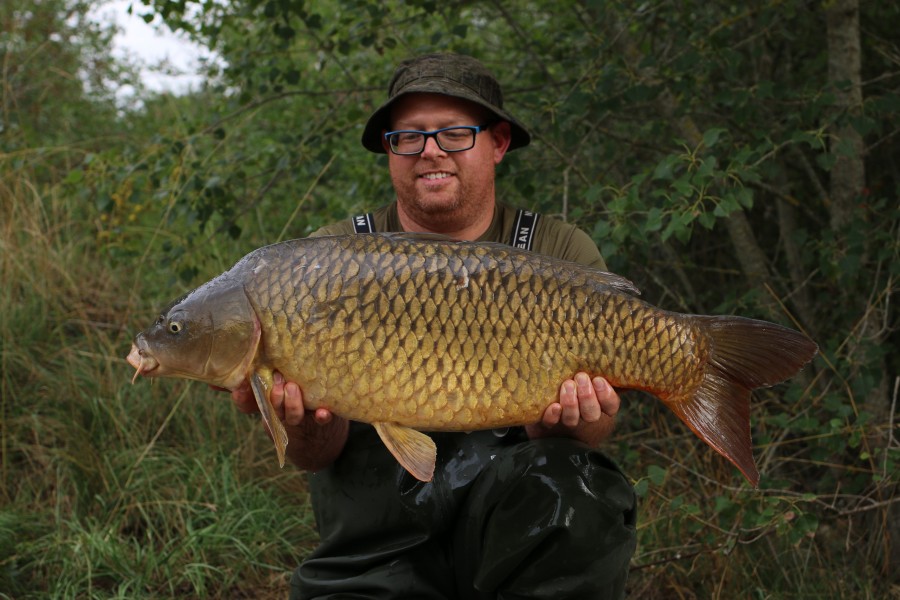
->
[[293, 204, 638, 599]]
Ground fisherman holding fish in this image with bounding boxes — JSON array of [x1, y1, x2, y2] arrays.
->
[[237, 53, 637, 598], [128, 50, 816, 598]]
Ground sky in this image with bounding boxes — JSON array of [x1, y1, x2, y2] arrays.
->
[[90, 0, 210, 96]]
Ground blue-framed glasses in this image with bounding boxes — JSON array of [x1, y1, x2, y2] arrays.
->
[[384, 124, 492, 155]]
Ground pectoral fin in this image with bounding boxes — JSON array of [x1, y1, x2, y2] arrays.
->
[[250, 370, 289, 468], [373, 422, 437, 482]]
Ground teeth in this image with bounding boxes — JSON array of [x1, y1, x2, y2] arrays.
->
[[422, 172, 451, 180]]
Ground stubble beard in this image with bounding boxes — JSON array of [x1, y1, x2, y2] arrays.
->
[[395, 173, 493, 235]]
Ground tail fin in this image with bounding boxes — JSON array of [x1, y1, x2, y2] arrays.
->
[[664, 316, 818, 487]]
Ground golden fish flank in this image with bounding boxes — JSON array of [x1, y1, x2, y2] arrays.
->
[[127, 233, 818, 486]]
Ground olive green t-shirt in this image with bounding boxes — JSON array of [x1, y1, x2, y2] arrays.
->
[[311, 201, 606, 270]]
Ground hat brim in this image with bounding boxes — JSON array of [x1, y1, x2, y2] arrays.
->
[[361, 81, 531, 154]]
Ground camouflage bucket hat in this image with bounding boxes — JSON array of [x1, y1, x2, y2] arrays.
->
[[361, 53, 532, 154]]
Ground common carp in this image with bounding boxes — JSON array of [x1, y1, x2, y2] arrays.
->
[[126, 233, 818, 486]]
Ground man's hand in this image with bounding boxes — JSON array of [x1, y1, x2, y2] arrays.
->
[[211, 373, 347, 470], [525, 373, 619, 446], [224, 373, 334, 426]]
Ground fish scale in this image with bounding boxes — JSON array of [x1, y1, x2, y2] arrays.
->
[[127, 232, 817, 485]]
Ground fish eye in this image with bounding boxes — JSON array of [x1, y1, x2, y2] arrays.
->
[[168, 321, 183, 334]]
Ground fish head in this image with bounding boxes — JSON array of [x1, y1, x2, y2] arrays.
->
[[126, 280, 260, 390]]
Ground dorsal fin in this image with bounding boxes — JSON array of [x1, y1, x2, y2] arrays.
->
[[360, 232, 642, 296], [378, 231, 460, 243], [582, 267, 641, 295]]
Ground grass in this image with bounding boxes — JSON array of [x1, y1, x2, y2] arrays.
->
[[1, 154, 897, 599], [0, 157, 318, 598]]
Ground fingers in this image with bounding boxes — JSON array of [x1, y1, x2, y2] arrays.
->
[[282, 381, 306, 426], [271, 373, 329, 427], [313, 408, 333, 425], [558, 379, 580, 427], [541, 399, 563, 427], [592, 376, 620, 418], [270, 372, 287, 418], [575, 373, 603, 423], [554, 374, 598, 427], [549, 373, 620, 429]]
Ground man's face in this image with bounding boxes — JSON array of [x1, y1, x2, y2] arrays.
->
[[385, 93, 511, 234]]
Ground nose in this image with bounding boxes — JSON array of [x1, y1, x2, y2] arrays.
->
[[420, 135, 447, 158]]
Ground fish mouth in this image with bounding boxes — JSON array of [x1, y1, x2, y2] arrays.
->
[[126, 340, 160, 384]]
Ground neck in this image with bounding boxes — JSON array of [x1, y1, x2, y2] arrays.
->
[[396, 199, 495, 241]]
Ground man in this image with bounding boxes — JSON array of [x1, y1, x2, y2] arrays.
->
[[232, 53, 636, 599]]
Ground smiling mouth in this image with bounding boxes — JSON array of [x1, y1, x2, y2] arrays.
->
[[420, 172, 453, 181]]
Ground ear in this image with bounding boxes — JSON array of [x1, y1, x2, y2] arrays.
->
[[381, 130, 391, 153], [491, 121, 512, 164]]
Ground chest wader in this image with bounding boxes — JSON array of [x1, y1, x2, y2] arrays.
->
[[291, 213, 637, 600]]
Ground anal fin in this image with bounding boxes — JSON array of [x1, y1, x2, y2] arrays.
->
[[250, 371, 290, 468], [373, 422, 437, 482]]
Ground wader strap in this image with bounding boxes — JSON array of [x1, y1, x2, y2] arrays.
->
[[352, 213, 376, 233], [510, 209, 540, 251]]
